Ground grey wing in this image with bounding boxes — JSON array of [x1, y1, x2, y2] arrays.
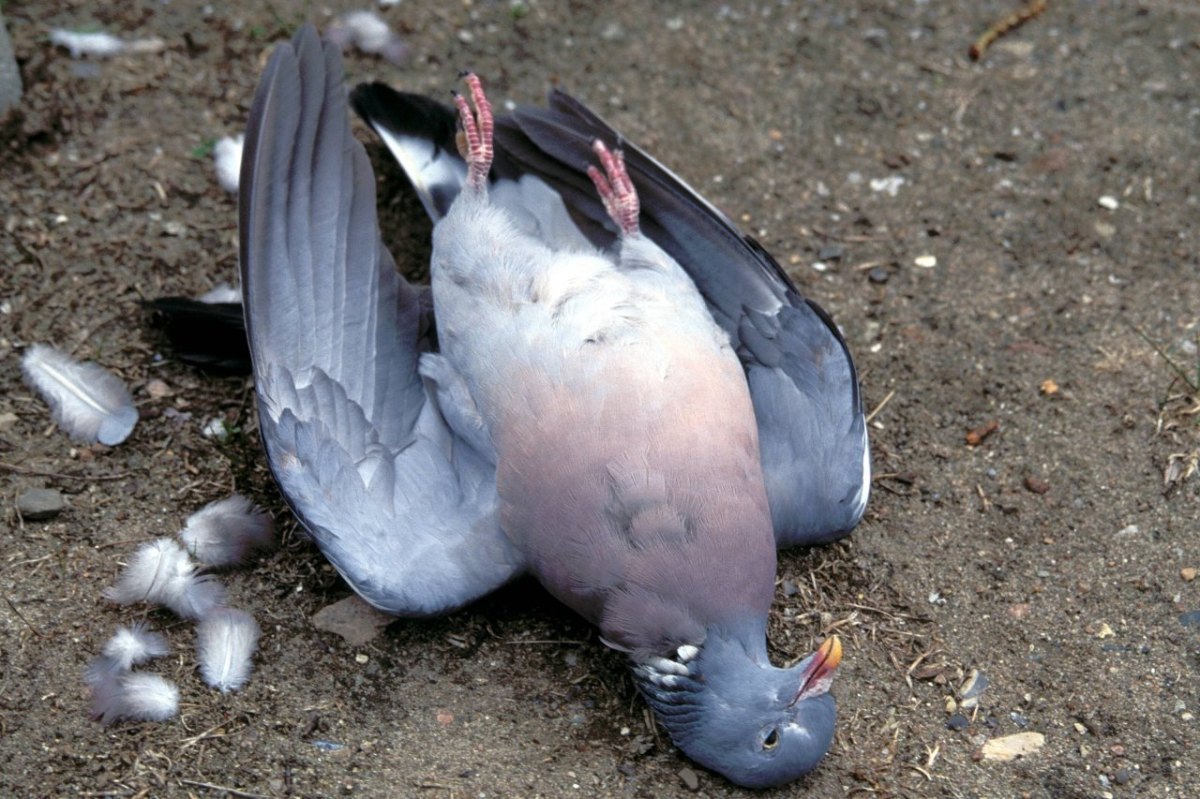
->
[[496, 92, 869, 547], [238, 26, 523, 616]]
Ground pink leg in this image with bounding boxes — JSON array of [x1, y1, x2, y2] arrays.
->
[[587, 139, 640, 236], [453, 73, 494, 191]]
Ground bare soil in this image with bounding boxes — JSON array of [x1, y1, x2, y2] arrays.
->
[[2, 2, 1198, 797]]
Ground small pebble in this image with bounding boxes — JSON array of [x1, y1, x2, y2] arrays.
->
[[914, 254, 937, 268], [678, 766, 700, 791], [1098, 195, 1119, 210], [868, 266, 890, 284], [145, 379, 172, 399], [1178, 611, 1200, 627], [1114, 768, 1131, 785], [1024, 476, 1050, 494], [946, 713, 970, 731], [17, 487, 65, 520], [1039, 378, 1060, 395], [1181, 567, 1196, 582], [817, 243, 845, 261]]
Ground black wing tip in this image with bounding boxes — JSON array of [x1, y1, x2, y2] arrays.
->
[[144, 297, 252, 375], [350, 81, 459, 146]]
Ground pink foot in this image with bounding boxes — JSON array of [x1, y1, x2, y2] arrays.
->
[[586, 139, 640, 236], [453, 73, 493, 190]]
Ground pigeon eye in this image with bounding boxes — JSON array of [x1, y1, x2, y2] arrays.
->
[[763, 728, 780, 750]]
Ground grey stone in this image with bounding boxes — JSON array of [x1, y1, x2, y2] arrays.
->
[[17, 487, 65, 520]]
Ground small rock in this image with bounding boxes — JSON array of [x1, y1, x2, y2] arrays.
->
[[946, 713, 970, 731], [981, 731, 1045, 761], [1095, 622, 1115, 639], [1098, 195, 1119, 210], [1114, 768, 1131, 785], [1181, 567, 1197, 582], [1110, 744, 1126, 756], [145, 379, 172, 399], [678, 767, 700, 791], [781, 579, 798, 596], [17, 487, 65, 520], [1039, 378, 1060, 395], [1008, 603, 1031, 619], [870, 175, 906, 196], [1115, 524, 1140, 537], [914, 254, 937, 269], [312, 595, 393, 646], [868, 266, 890, 284], [1180, 611, 1200, 627], [0, 411, 18, 429], [817, 243, 845, 261], [1024, 476, 1050, 494]]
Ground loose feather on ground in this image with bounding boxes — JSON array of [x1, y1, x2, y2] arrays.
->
[[179, 494, 274, 567], [196, 607, 260, 693], [103, 538, 226, 619], [20, 344, 138, 446]]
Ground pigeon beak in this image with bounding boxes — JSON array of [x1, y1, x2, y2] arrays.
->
[[791, 636, 842, 705]]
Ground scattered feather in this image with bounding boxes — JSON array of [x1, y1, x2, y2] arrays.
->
[[84, 654, 126, 688], [90, 671, 179, 725], [21, 344, 138, 445], [49, 29, 165, 59], [197, 607, 260, 692], [326, 11, 408, 65], [197, 282, 242, 304], [212, 134, 243, 193], [179, 494, 274, 567], [101, 622, 169, 670], [103, 538, 226, 619]]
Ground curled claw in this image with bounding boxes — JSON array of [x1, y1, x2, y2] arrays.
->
[[586, 138, 640, 236]]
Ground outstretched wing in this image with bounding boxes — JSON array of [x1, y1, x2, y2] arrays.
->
[[497, 92, 870, 547], [239, 26, 523, 615]]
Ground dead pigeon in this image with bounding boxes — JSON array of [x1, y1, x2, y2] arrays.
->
[[237, 26, 868, 788]]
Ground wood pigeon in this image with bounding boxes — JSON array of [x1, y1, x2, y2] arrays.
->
[[239, 25, 868, 788]]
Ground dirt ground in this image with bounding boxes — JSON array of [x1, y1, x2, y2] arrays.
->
[[2, 1, 1199, 797]]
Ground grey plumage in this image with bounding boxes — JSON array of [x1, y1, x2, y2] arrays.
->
[[240, 26, 868, 788]]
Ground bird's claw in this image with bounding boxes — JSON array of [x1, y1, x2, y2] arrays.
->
[[587, 139, 640, 236], [454, 73, 493, 191]]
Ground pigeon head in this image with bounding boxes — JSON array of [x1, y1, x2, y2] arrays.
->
[[633, 630, 842, 789]]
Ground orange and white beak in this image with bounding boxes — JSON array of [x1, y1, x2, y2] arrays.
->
[[791, 636, 842, 705]]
